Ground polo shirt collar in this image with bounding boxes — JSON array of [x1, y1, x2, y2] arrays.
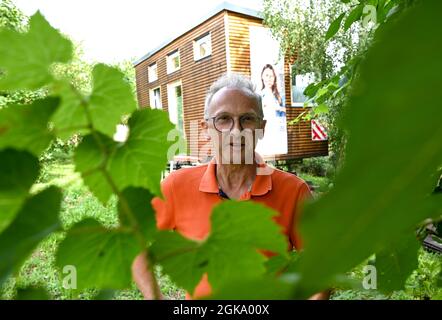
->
[[199, 152, 272, 196]]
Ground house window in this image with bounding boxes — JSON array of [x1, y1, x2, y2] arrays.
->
[[148, 63, 158, 83], [149, 87, 162, 109], [167, 50, 180, 74], [193, 33, 212, 61], [292, 72, 315, 106]]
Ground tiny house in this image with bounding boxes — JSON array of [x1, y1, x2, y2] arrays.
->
[[133, 2, 328, 163]]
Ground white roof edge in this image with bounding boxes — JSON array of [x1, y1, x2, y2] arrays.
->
[[132, 1, 262, 67]]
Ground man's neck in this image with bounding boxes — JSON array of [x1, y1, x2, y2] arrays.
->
[[215, 161, 257, 199]]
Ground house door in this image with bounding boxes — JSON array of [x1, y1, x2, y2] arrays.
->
[[167, 81, 184, 134]]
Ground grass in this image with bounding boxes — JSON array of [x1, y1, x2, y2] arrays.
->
[[297, 172, 333, 195], [330, 249, 442, 300]]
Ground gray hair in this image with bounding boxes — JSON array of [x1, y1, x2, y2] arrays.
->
[[204, 73, 263, 119]]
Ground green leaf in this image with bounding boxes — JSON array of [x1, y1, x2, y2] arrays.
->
[[208, 276, 296, 300], [265, 251, 299, 276], [16, 287, 50, 300], [51, 81, 89, 140], [376, 234, 420, 293], [151, 201, 288, 294], [94, 289, 117, 300], [0, 186, 62, 286], [56, 219, 140, 290], [436, 221, 442, 236], [150, 231, 203, 292], [0, 97, 59, 156], [89, 64, 137, 137], [383, 1, 398, 22], [119, 187, 157, 242], [0, 11, 72, 90], [437, 269, 442, 288], [344, 4, 364, 31], [376, 0, 388, 23], [0, 149, 40, 233], [314, 87, 329, 103], [294, 0, 442, 298], [52, 64, 136, 139], [265, 254, 290, 276], [314, 104, 329, 115], [74, 133, 116, 205], [325, 13, 345, 41], [109, 108, 176, 196], [303, 82, 322, 98], [205, 202, 288, 289]]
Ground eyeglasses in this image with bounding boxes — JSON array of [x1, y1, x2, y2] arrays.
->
[[206, 113, 262, 132]]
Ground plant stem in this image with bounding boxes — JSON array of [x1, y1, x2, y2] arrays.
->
[[73, 84, 162, 300]]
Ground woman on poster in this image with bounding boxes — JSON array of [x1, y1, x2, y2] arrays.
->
[[256, 64, 288, 156]]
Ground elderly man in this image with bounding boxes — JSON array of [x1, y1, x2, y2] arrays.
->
[[132, 74, 328, 300]]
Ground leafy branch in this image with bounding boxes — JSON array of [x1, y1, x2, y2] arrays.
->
[[69, 80, 162, 298]]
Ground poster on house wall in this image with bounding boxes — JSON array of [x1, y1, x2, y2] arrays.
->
[[249, 26, 288, 156]]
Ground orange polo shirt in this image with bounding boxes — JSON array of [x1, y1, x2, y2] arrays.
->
[[151, 154, 312, 299]]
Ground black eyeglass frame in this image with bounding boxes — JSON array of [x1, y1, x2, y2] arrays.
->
[[205, 114, 264, 132]]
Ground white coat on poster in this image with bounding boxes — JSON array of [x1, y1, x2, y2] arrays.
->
[[249, 26, 288, 156]]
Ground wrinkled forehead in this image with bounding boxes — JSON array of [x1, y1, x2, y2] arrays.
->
[[208, 87, 259, 116]]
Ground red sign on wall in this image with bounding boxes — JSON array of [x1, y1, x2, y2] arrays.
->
[[311, 119, 328, 141]]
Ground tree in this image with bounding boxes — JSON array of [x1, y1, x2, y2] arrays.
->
[[263, 0, 382, 165], [0, 0, 44, 108], [0, 0, 26, 32], [263, 0, 365, 81]]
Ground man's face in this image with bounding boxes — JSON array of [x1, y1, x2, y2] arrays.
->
[[201, 88, 266, 164]]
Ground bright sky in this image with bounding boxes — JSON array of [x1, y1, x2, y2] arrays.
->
[[12, 0, 263, 64]]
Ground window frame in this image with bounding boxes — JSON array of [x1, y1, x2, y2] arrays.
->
[[149, 86, 162, 110], [193, 32, 212, 61], [291, 69, 316, 107], [166, 49, 181, 74], [148, 62, 158, 83]]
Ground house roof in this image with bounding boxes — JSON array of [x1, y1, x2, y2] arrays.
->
[[132, 1, 263, 66]]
